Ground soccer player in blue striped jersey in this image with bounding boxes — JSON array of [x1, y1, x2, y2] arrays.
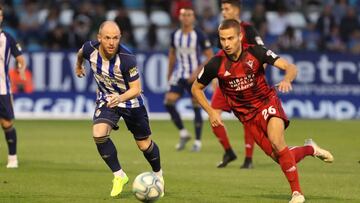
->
[[164, 7, 214, 152], [75, 21, 163, 198], [0, 5, 27, 169]]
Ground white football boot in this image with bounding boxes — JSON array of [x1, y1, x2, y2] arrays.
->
[[6, 155, 18, 168], [304, 139, 334, 163], [289, 191, 305, 203]]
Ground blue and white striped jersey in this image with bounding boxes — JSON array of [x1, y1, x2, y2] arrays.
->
[[0, 31, 22, 95], [170, 28, 211, 80], [81, 40, 144, 108]]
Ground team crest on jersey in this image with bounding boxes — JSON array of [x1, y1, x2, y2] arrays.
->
[[224, 70, 231, 76], [95, 109, 101, 117], [114, 65, 120, 75], [129, 67, 138, 77], [246, 60, 254, 69], [266, 50, 278, 59]]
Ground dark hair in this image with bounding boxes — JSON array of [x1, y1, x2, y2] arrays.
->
[[218, 19, 241, 34], [221, 0, 242, 8]]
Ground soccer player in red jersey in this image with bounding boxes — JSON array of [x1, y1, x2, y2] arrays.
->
[[213, 0, 264, 168], [192, 19, 334, 203]]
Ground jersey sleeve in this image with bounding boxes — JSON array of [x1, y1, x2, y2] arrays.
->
[[196, 29, 212, 50], [120, 54, 139, 82], [197, 56, 221, 86], [6, 33, 22, 57], [249, 45, 280, 65], [243, 24, 264, 45], [82, 41, 96, 60]]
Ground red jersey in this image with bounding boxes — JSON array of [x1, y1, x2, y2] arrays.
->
[[198, 45, 280, 122]]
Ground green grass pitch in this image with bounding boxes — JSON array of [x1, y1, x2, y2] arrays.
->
[[0, 119, 359, 203]]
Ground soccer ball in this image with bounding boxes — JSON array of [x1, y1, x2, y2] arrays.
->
[[132, 172, 164, 202]]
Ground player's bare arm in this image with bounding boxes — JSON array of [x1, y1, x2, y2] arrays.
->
[[107, 78, 142, 108], [167, 47, 176, 81], [15, 55, 26, 80], [191, 80, 223, 127], [75, 49, 86, 78], [273, 58, 298, 93]]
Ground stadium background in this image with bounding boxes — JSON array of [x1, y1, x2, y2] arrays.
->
[[3, 0, 360, 119]]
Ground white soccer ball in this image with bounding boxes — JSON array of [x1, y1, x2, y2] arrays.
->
[[132, 172, 164, 202]]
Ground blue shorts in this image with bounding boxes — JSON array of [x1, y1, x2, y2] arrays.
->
[[93, 102, 151, 140], [169, 78, 193, 96], [0, 95, 14, 120]]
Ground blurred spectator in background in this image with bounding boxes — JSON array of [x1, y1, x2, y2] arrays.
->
[[339, 7, 359, 43], [199, 6, 218, 47], [69, 14, 92, 49], [250, 3, 267, 31], [347, 28, 360, 54], [46, 25, 70, 50], [114, 7, 137, 48], [9, 66, 33, 94], [18, 1, 41, 44], [325, 26, 346, 52], [277, 26, 303, 51], [90, 3, 107, 39], [316, 4, 336, 43], [144, 0, 170, 16], [267, 5, 288, 36], [144, 23, 160, 50], [332, 0, 348, 24], [302, 22, 321, 51]]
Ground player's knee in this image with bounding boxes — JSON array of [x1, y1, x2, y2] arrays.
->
[[136, 137, 152, 151], [1, 119, 14, 130]]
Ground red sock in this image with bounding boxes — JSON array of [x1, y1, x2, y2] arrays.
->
[[244, 130, 255, 158], [289, 146, 314, 163], [278, 147, 302, 194], [212, 125, 231, 150]]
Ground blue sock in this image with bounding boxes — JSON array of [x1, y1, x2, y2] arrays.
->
[[94, 135, 121, 172], [193, 107, 203, 140], [165, 104, 184, 130], [143, 141, 161, 172], [4, 127, 17, 155]]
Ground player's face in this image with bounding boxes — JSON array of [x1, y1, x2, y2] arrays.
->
[[98, 25, 121, 56], [221, 3, 240, 20], [179, 9, 195, 27], [219, 27, 242, 56]]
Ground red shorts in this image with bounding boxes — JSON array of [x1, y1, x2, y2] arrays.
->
[[241, 96, 289, 156], [211, 87, 231, 112]]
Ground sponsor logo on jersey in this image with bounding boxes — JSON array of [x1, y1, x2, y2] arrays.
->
[[266, 50, 278, 59], [16, 43, 22, 52], [224, 70, 231, 76], [129, 67, 138, 77], [95, 109, 101, 117]]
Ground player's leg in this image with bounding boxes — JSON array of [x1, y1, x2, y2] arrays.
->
[[241, 125, 254, 169], [267, 117, 304, 202], [123, 106, 164, 196], [164, 82, 190, 150], [0, 95, 18, 168], [93, 104, 127, 197], [210, 88, 236, 167], [190, 98, 203, 152]]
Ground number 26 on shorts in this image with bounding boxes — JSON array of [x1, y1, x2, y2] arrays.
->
[[261, 106, 277, 120]]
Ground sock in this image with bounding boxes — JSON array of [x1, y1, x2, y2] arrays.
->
[[143, 141, 161, 172], [193, 107, 203, 140], [212, 125, 231, 150], [277, 147, 301, 194], [289, 146, 314, 163], [94, 135, 121, 172], [165, 104, 184, 130], [113, 169, 127, 178], [4, 127, 17, 155], [244, 131, 255, 158]]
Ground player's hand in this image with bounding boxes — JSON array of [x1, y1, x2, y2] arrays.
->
[[276, 79, 292, 93], [76, 65, 86, 78], [106, 94, 122, 108], [209, 110, 224, 127], [18, 66, 26, 80]]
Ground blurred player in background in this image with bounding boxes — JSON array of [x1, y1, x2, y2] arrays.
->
[[213, 0, 264, 168], [75, 21, 164, 198], [192, 19, 334, 203], [164, 7, 213, 152], [0, 5, 27, 168]]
